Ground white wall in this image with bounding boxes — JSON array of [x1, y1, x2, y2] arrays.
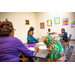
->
[[0, 12, 37, 43], [0, 12, 75, 43], [36, 12, 75, 39]]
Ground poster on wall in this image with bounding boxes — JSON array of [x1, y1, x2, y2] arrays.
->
[[62, 18, 68, 26], [47, 19, 52, 27], [54, 17, 60, 24], [25, 19, 30, 25], [71, 21, 75, 28], [40, 22, 45, 29]]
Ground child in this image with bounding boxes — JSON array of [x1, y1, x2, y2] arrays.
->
[[47, 28, 56, 35], [27, 30, 38, 44], [28, 27, 34, 36], [58, 28, 68, 43]]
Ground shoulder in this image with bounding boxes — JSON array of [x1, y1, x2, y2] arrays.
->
[[11, 37, 23, 44], [64, 32, 67, 35], [27, 35, 30, 38]]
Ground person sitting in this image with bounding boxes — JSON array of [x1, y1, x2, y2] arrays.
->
[[47, 28, 56, 35], [28, 27, 34, 36], [58, 28, 68, 43], [27, 29, 38, 44], [0, 21, 39, 62]]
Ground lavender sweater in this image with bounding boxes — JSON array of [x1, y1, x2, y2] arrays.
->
[[0, 36, 35, 62]]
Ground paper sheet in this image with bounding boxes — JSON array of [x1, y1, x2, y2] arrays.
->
[[39, 46, 49, 50], [28, 47, 34, 51]]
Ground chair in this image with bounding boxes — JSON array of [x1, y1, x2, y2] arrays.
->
[[65, 46, 74, 62], [61, 34, 72, 50]]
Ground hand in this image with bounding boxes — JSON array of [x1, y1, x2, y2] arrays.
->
[[58, 34, 60, 36], [34, 46, 39, 53]]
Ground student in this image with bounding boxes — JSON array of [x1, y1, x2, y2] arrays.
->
[[47, 28, 56, 35], [27, 30, 38, 44], [58, 28, 68, 43], [0, 21, 39, 62], [28, 27, 34, 36]]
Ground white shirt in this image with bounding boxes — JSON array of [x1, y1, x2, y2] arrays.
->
[[47, 32, 51, 35]]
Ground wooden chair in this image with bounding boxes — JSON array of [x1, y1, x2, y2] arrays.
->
[[61, 34, 72, 50], [19, 54, 29, 62]]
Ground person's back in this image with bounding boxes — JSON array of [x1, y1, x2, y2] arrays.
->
[[62, 32, 68, 42], [0, 21, 39, 62], [0, 37, 20, 62], [59, 28, 68, 43]]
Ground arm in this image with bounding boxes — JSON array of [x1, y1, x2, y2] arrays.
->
[[15, 38, 35, 57], [28, 40, 36, 44], [34, 39, 38, 43]]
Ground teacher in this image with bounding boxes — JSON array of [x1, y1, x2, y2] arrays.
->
[[0, 21, 39, 62]]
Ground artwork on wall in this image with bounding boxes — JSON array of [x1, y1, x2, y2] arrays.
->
[[62, 18, 68, 25], [25, 19, 30, 25], [0, 21, 1, 24], [40, 22, 45, 29], [71, 21, 75, 28], [6, 19, 8, 21], [54, 17, 60, 24], [47, 20, 52, 27]]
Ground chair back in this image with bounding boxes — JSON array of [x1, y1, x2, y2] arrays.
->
[[68, 34, 72, 42], [66, 46, 74, 62]]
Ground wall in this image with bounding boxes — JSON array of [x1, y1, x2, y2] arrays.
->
[[0, 12, 37, 43], [36, 12, 75, 39], [0, 12, 75, 43]]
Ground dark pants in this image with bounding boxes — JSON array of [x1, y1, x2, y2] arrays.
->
[[60, 37, 65, 43]]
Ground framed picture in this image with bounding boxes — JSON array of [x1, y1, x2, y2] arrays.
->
[[40, 22, 45, 29], [54, 17, 60, 24], [71, 21, 75, 28], [47, 19, 52, 27], [62, 18, 69, 26], [25, 19, 30, 25]]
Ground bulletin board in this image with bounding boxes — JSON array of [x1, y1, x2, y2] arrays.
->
[[47, 20, 52, 27], [54, 17, 60, 24], [62, 18, 68, 25], [40, 22, 45, 29], [25, 19, 30, 25], [71, 21, 75, 28]]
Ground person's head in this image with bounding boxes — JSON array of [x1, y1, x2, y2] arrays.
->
[[0, 21, 15, 37], [28, 27, 34, 36], [61, 28, 65, 33], [29, 27, 34, 31], [48, 28, 51, 32], [28, 30, 34, 37]]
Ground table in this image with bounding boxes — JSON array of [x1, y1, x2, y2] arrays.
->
[[28, 43, 49, 62], [50, 34, 60, 40]]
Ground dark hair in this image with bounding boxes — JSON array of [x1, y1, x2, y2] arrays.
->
[[28, 27, 34, 36], [61, 28, 65, 31], [29, 27, 34, 31], [48, 28, 51, 31], [0, 21, 14, 36]]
